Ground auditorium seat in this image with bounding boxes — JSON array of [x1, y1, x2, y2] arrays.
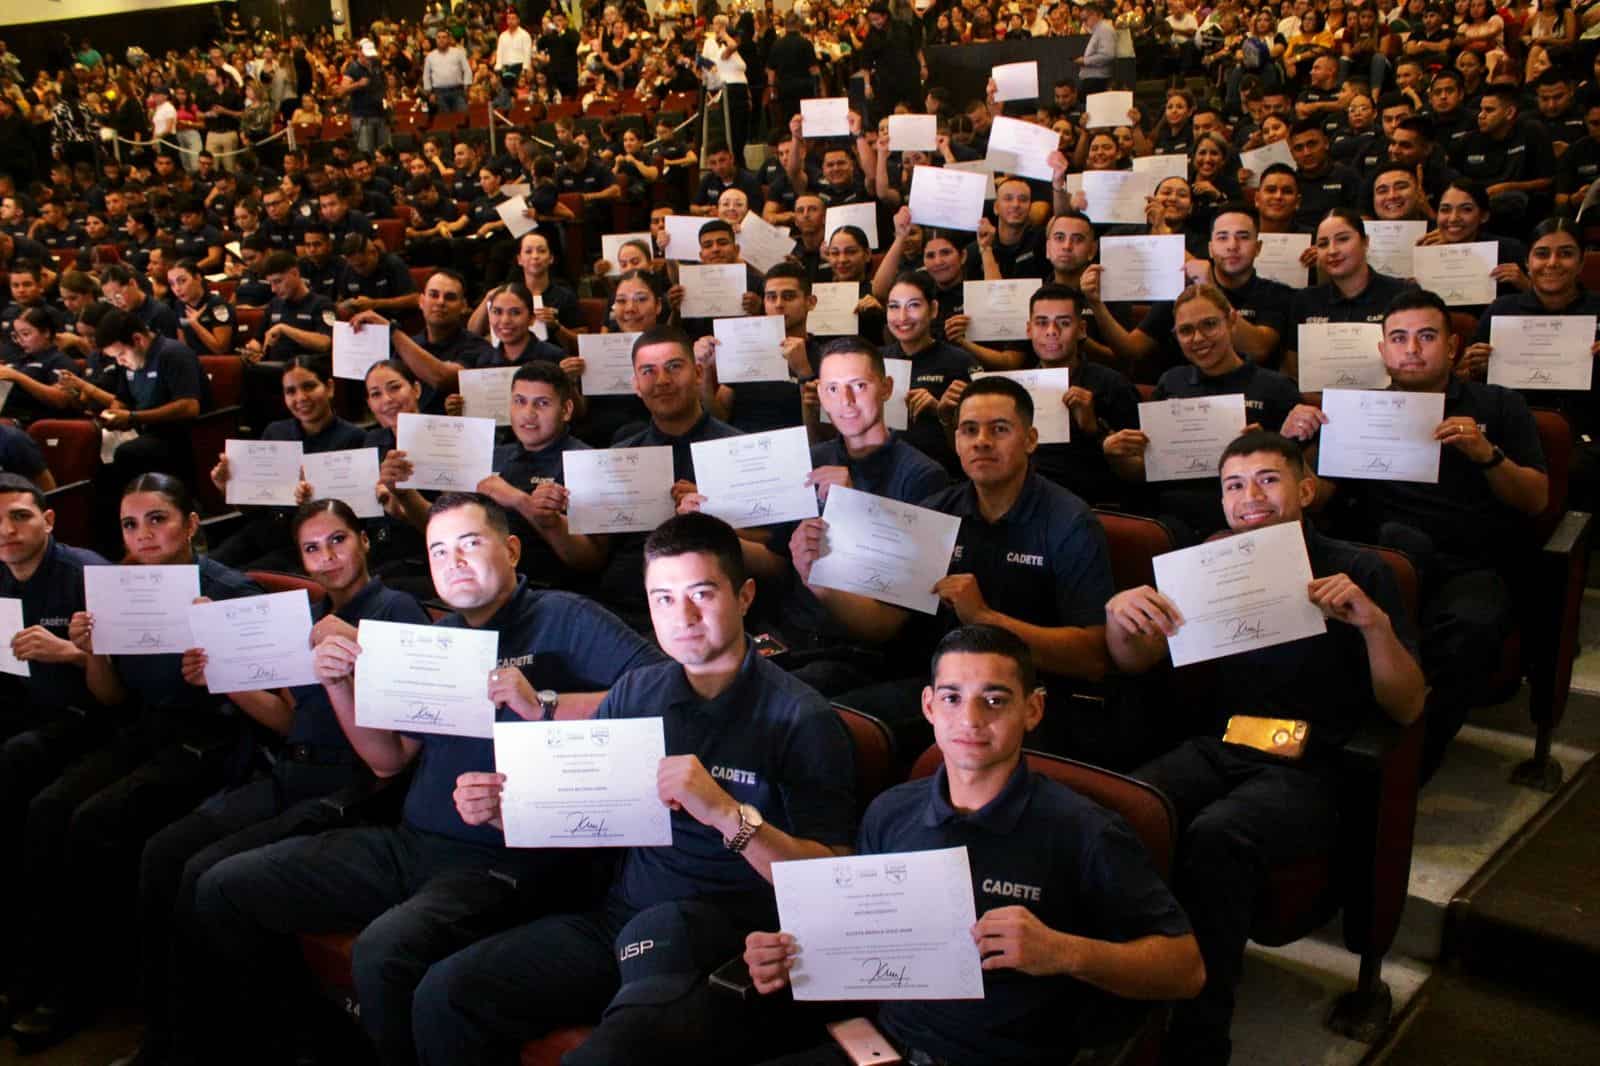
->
[[211, 278, 238, 302], [576, 298, 607, 332], [232, 305, 265, 348], [43, 479, 93, 549], [557, 194, 587, 284], [1582, 251, 1600, 293], [246, 570, 326, 603], [193, 356, 245, 517], [409, 265, 434, 292], [374, 217, 406, 255], [27, 418, 100, 485], [1094, 509, 1174, 591], [431, 111, 467, 133]]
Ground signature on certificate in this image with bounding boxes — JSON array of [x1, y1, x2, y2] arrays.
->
[[1363, 455, 1393, 473], [861, 958, 909, 987], [404, 702, 446, 725], [560, 811, 612, 838], [1220, 616, 1265, 644]]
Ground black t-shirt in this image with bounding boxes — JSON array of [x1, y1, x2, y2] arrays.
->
[[338, 253, 416, 303], [1137, 271, 1295, 373], [174, 291, 234, 353], [1028, 355, 1140, 506], [881, 338, 979, 474], [0, 539, 107, 714], [492, 433, 592, 588], [1472, 288, 1600, 437], [1457, 121, 1555, 187], [1289, 270, 1415, 329], [962, 225, 1049, 282], [1292, 162, 1365, 231], [264, 290, 336, 362]]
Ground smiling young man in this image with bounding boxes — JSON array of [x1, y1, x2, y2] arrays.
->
[[193, 493, 661, 1066], [744, 624, 1202, 1066], [1282, 288, 1547, 780], [412, 513, 855, 1066], [1106, 429, 1424, 1066]]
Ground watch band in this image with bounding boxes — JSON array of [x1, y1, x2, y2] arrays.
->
[[1474, 445, 1506, 469], [725, 807, 758, 853]]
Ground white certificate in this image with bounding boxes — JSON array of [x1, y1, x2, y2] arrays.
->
[[601, 231, 653, 274], [459, 365, 520, 426], [1488, 315, 1598, 391], [1296, 323, 1389, 392], [1152, 521, 1327, 668], [974, 367, 1070, 444], [84, 564, 201, 656], [495, 194, 536, 238], [807, 485, 960, 614], [821, 356, 912, 431], [909, 166, 987, 231], [563, 446, 677, 534], [1131, 153, 1191, 183], [300, 447, 383, 518], [887, 113, 937, 152], [1081, 170, 1154, 226], [1100, 235, 1186, 302], [0, 381, 12, 413], [494, 718, 672, 848], [578, 332, 641, 396], [353, 619, 498, 738], [983, 116, 1059, 182], [500, 182, 530, 200], [187, 590, 317, 692], [332, 321, 391, 381], [1237, 139, 1294, 186], [713, 315, 789, 383], [738, 213, 798, 274], [1139, 394, 1247, 482], [808, 282, 860, 336], [1412, 241, 1498, 306], [1254, 232, 1312, 289], [691, 427, 817, 527], [1363, 220, 1428, 281], [963, 278, 1041, 342], [943, 160, 997, 200], [679, 263, 749, 319], [224, 439, 303, 507], [394, 412, 496, 491], [1085, 90, 1134, 129], [531, 293, 549, 342], [1317, 388, 1445, 483], [800, 97, 851, 138], [991, 60, 1039, 101], [773, 846, 984, 1002], [0, 597, 29, 677], [662, 214, 705, 262], [825, 201, 880, 250]]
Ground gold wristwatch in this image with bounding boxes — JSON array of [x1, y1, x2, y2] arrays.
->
[[723, 803, 764, 853]]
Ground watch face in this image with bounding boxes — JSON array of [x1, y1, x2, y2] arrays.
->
[[740, 802, 764, 828]]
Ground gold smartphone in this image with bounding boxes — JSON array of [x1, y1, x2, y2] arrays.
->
[[1223, 716, 1310, 759], [826, 1018, 904, 1066]]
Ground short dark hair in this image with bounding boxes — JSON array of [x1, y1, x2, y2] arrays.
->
[[643, 512, 748, 590], [1028, 282, 1084, 315], [930, 623, 1038, 694], [512, 359, 574, 403], [0, 472, 45, 511], [1394, 115, 1436, 141], [94, 307, 151, 349], [262, 250, 299, 276], [697, 218, 735, 243], [291, 498, 364, 545], [763, 260, 812, 294], [816, 335, 885, 376], [630, 324, 692, 365], [1210, 202, 1260, 233], [1259, 162, 1299, 187], [427, 492, 512, 540], [1219, 430, 1306, 477], [1382, 287, 1452, 334], [958, 375, 1033, 426], [1289, 117, 1327, 140]]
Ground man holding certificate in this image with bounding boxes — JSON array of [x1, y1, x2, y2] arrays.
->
[[696, 263, 825, 435], [194, 494, 662, 1066], [671, 219, 765, 340], [1103, 284, 1299, 543], [1105, 431, 1425, 1066], [413, 514, 856, 1066], [743, 626, 1201, 1066], [1281, 290, 1547, 780]]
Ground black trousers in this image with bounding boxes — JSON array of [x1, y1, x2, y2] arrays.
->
[[1135, 738, 1339, 1066]]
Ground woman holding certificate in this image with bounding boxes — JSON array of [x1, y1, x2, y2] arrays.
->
[[872, 208, 972, 344], [560, 268, 663, 446], [208, 358, 367, 572], [817, 225, 886, 345], [10, 475, 262, 1051], [1416, 180, 1531, 316], [347, 360, 433, 597], [444, 284, 566, 389], [123, 499, 429, 1066]]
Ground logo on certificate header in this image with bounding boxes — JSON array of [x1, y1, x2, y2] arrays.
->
[[833, 865, 854, 888], [884, 862, 908, 884], [590, 726, 610, 747]]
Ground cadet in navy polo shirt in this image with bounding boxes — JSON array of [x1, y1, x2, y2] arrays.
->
[[413, 513, 856, 1066], [102, 265, 181, 340], [1108, 432, 1425, 1066], [172, 199, 224, 272], [963, 178, 1049, 281], [882, 270, 981, 475], [0, 424, 50, 486], [1288, 120, 1366, 232], [193, 493, 662, 1066], [1285, 290, 1548, 781], [1104, 284, 1299, 544], [481, 363, 608, 590], [596, 326, 742, 630], [357, 269, 496, 415], [1090, 205, 1295, 375], [672, 219, 766, 342], [1, 307, 78, 423], [131, 499, 429, 1066], [746, 625, 1202, 1066], [1284, 209, 1415, 377], [166, 258, 236, 355], [334, 232, 418, 319], [692, 142, 765, 215], [829, 377, 1117, 763], [700, 263, 823, 434], [245, 251, 336, 365], [296, 224, 344, 301]]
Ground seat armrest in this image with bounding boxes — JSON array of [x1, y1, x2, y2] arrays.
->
[[317, 767, 412, 823], [1335, 715, 1424, 959], [1540, 509, 1592, 558], [1524, 509, 1593, 735]]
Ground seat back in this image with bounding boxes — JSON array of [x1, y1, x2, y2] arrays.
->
[[374, 217, 406, 255], [247, 570, 327, 603], [576, 297, 608, 332], [833, 705, 896, 817], [27, 419, 100, 485], [44, 479, 93, 549], [911, 747, 1177, 880], [233, 305, 265, 349], [1531, 409, 1573, 540], [1093, 509, 1175, 592], [194, 357, 246, 515], [200, 356, 244, 409]]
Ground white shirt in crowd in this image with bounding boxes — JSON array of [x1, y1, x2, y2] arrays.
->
[[496, 25, 534, 70]]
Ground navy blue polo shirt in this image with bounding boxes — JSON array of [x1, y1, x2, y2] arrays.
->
[[693, 169, 765, 211], [1472, 288, 1600, 438], [962, 225, 1049, 281], [129, 292, 181, 339], [1137, 271, 1296, 373], [597, 412, 742, 621], [263, 415, 368, 453], [725, 336, 823, 435], [0, 538, 108, 713], [881, 338, 979, 473], [1146, 360, 1299, 539], [531, 282, 581, 331], [1212, 524, 1419, 754], [264, 290, 336, 362], [556, 158, 617, 199], [299, 257, 343, 301], [467, 335, 567, 370], [2, 345, 76, 421], [234, 272, 273, 307], [601, 643, 854, 923], [0, 424, 48, 479], [492, 432, 592, 586], [288, 578, 429, 751], [260, 219, 298, 253], [172, 223, 224, 263], [920, 474, 1114, 698], [1289, 270, 1415, 329], [362, 424, 426, 562], [866, 760, 1191, 1066], [411, 326, 496, 414], [1340, 379, 1546, 568], [402, 580, 664, 845], [174, 292, 235, 354], [112, 557, 261, 714], [1292, 162, 1365, 231], [113, 335, 209, 422], [339, 253, 415, 303], [1029, 355, 1140, 506]]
